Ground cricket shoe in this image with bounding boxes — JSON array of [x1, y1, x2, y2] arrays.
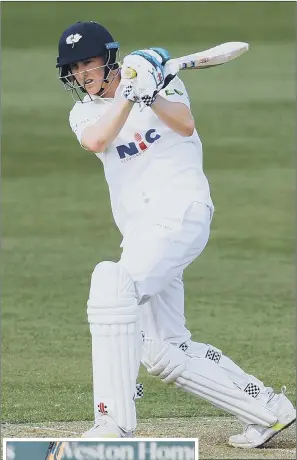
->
[[229, 386, 296, 448], [82, 415, 133, 438]]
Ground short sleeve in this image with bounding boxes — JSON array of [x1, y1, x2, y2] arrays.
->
[[69, 102, 101, 146], [159, 77, 191, 108]]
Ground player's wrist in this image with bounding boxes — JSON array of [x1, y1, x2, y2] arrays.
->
[[120, 82, 140, 104], [149, 93, 163, 107]]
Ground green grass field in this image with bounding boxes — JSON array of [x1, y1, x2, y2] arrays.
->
[[2, 1, 295, 431]]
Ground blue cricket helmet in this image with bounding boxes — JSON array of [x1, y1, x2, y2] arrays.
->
[[56, 21, 120, 97], [56, 21, 119, 69]]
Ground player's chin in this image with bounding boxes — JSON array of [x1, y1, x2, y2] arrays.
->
[[85, 82, 102, 95]]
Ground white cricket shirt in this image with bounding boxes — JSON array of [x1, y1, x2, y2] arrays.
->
[[69, 77, 214, 235]]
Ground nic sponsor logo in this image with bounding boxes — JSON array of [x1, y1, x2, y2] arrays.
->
[[116, 129, 161, 162]]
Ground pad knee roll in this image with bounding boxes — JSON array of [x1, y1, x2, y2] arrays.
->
[[88, 261, 139, 324]]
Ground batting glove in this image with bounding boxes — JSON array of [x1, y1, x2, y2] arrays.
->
[[122, 53, 165, 108], [120, 78, 140, 103], [133, 47, 171, 66], [133, 48, 179, 89], [162, 59, 181, 88]]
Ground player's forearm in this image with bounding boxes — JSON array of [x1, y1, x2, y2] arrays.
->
[[81, 91, 134, 152], [151, 95, 195, 137]]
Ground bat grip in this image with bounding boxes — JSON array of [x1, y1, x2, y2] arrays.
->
[[121, 67, 137, 79], [121, 59, 181, 80]]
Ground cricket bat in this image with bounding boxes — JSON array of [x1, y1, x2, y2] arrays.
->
[[44, 441, 66, 460], [122, 41, 249, 79]]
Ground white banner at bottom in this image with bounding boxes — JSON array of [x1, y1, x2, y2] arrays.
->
[[4, 438, 199, 460]]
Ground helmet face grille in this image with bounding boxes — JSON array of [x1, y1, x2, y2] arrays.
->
[[58, 48, 121, 102]]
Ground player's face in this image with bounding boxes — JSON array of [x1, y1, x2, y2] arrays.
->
[[70, 56, 107, 95]]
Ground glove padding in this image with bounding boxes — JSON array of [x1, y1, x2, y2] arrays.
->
[[122, 52, 165, 107], [120, 78, 140, 103], [139, 48, 171, 66], [134, 48, 180, 89], [162, 60, 180, 89]]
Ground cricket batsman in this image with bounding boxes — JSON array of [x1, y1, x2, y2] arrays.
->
[[56, 21, 295, 448]]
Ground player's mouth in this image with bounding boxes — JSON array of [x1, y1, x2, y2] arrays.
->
[[85, 79, 94, 85]]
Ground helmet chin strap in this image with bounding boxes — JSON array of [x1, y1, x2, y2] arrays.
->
[[95, 68, 119, 97], [96, 75, 110, 96], [80, 71, 108, 99], [93, 58, 113, 96], [95, 53, 120, 97]]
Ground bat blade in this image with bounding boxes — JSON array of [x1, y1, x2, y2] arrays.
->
[[121, 42, 249, 79], [177, 42, 249, 70]]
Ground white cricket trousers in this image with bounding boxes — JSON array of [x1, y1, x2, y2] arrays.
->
[[119, 201, 212, 344]]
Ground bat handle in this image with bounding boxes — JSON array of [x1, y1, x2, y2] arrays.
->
[[121, 67, 137, 79], [45, 441, 66, 460], [121, 58, 181, 80]]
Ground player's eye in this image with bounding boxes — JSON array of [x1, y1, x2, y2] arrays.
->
[[70, 63, 78, 72]]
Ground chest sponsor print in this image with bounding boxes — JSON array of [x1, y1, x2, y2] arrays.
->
[[116, 129, 161, 162]]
